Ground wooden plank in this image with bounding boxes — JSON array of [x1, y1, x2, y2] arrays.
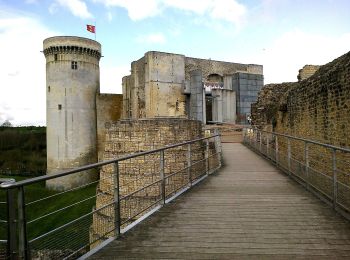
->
[[89, 143, 350, 259]]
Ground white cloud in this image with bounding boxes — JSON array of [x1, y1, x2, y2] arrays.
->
[[136, 33, 166, 44], [52, 0, 93, 19], [107, 11, 113, 21], [94, 0, 246, 26], [0, 10, 58, 126], [94, 0, 160, 21], [263, 30, 350, 84], [48, 3, 58, 14], [235, 29, 350, 84], [100, 64, 130, 94], [164, 0, 246, 25], [25, 0, 39, 4]]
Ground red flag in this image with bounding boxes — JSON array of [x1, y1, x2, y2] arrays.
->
[[87, 24, 95, 33]]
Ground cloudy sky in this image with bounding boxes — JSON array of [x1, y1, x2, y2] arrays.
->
[[1, 0, 350, 126]]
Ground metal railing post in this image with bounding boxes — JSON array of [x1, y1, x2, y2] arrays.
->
[[187, 144, 192, 186], [6, 188, 17, 260], [214, 129, 222, 168], [266, 134, 269, 158], [160, 150, 165, 204], [205, 139, 209, 175], [17, 186, 29, 260], [332, 149, 337, 209], [113, 162, 121, 237], [275, 135, 279, 165], [287, 138, 291, 175], [305, 142, 309, 189], [259, 131, 262, 153]]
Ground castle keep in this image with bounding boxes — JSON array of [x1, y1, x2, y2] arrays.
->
[[122, 51, 263, 124], [43, 36, 263, 190]]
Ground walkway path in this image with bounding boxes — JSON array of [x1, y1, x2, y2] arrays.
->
[[89, 143, 350, 259]]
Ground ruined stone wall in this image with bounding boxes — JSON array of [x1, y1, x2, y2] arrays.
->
[[297, 65, 321, 81], [144, 52, 187, 118], [122, 57, 146, 119], [122, 75, 131, 119], [132, 57, 146, 118], [251, 82, 296, 128], [254, 52, 350, 146], [90, 118, 206, 245], [96, 94, 123, 162], [185, 57, 263, 81], [251, 51, 350, 206]]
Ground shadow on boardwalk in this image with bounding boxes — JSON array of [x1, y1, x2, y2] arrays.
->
[[89, 143, 350, 259]]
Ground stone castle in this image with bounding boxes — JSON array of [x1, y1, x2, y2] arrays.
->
[[43, 36, 264, 190]]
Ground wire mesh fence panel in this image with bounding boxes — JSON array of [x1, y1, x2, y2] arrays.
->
[[190, 142, 206, 182], [0, 182, 8, 259], [120, 182, 162, 227], [208, 140, 220, 172], [164, 146, 189, 198], [244, 127, 350, 221], [0, 134, 222, 259], [277, 152, 289, 172], [29, 211, 94, 259], [337, 181, 350, 212], [290, 157, 306, 181], [269, 146, 276, 162], [23, 175, 98, 259]]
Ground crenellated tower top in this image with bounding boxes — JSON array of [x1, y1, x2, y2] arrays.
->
[[43, 36, 101, 60]]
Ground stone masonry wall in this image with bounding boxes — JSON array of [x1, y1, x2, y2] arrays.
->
[[185, 57, 263, 81], [251, 51, 350, 208], [90, 118, 206, 246], [297, 65, 321, 81], [96, 94, 123, 162]]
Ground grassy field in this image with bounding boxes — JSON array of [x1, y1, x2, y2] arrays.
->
[[0, 175, 97, 250], [0, 126, 46, 176]]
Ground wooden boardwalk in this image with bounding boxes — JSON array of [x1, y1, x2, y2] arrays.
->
[[89, 143, 350, 259]]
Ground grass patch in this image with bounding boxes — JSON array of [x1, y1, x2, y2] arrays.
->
[[0, 175, 97, 251], [0, 126, 46, 176]]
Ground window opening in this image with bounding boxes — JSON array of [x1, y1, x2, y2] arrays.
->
[[71, 61, 78, 70]]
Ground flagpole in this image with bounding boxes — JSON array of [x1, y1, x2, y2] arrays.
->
[[95, 20, 96, 41]]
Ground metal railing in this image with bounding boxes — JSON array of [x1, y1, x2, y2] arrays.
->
[[0, 133, 222, 259], [0, 179, 14, 260], [243, 127, 350, 220]]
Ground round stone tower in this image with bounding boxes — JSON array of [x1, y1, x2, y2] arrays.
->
[[43, 36, 101, 190]]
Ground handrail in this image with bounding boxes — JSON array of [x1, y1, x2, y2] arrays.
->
[[0, 135, 219, 189], [0, 133, 223, 260], [243, 127, 350, 221], [248, 127, 350, 153]]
